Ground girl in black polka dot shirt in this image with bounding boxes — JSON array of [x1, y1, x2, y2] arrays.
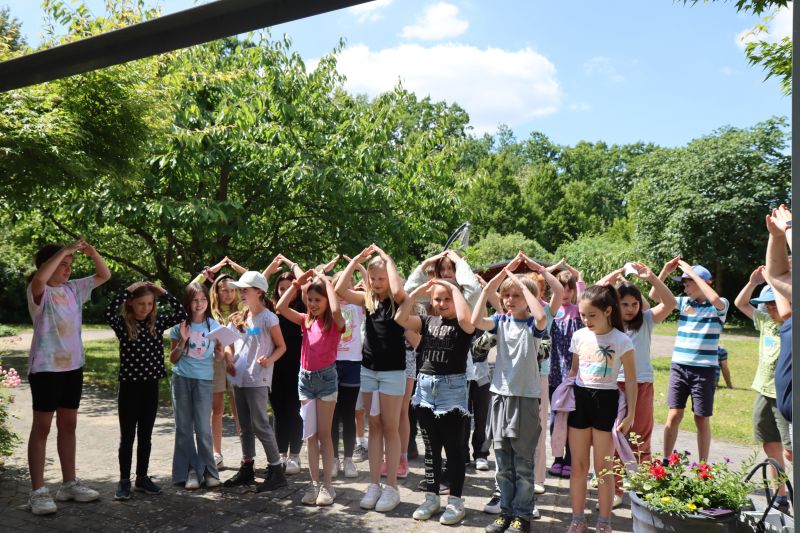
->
[[105, 282, 187, 500]]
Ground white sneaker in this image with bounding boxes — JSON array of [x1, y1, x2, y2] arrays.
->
[[343, 458, 358, 478], [534, 483, 546, 495], [532, 506, 541, 519], [29, 487, 57, 515], [204, 473, 221, 488], [55, 478, 99, 502], [413, 493, 441, 520], [332, 458, 340, 479], [214, 453, 224, 467], [375, 485, 401, 513], [360, 483, 383, 510], [595, 493, 623, 509], [185, 470, 200, 490], [285, 455, 301, 475], [475, 458, 490, 471], [439, 496, 466, 525], [316, 484, 336, 506], [302, 482, 320, 505]]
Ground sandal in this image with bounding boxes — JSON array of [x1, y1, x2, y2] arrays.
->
[[560, 465, 572, 478], [548, 462, 563, 477]]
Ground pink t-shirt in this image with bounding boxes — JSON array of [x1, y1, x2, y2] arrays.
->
[[301, 315, 343, 371]]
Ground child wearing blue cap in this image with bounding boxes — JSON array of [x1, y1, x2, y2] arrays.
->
[[735, 266, 792, 510], [651, 257, 729, 462]]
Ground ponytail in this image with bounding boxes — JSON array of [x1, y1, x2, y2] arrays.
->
[[581, 284, 624, 332]]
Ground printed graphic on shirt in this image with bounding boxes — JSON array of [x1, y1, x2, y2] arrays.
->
[[341, 307, 355, 344], [578, 343, 617, 382], [186, 329, 211, 359], [420, 322, 457, 365]]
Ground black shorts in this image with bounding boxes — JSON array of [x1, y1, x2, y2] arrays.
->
[[667, 363, 716, 417], [29, 367, 83, 412], [568, 384, 619, 432]]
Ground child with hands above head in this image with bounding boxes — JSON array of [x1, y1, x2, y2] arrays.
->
[[559, 285, 636, 533], [276, 267, 346, 506], [169, 283, 224, 491], [336, 244, 408, 513], [654, 257, 729, 462], [264, 254, 306, 474], [395, 278, 475, 526], [598, 262, 676, 504], [26, 240, 111, 516], [473, 254, 547, 533], [735, 266, 792, 509], [221, 272, 287, 493], [106, 281, 187, 500]]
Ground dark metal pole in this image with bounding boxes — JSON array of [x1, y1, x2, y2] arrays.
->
[[0, 0, 373, 92], [792, 0, 798, 504]]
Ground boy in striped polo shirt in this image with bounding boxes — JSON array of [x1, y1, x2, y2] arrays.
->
[[656, 260, 728, 462]]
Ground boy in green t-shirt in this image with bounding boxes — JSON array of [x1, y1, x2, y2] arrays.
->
[[735, 266, 792, 509]]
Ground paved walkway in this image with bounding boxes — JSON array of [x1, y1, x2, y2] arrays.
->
[[0, 342, 760, 532]]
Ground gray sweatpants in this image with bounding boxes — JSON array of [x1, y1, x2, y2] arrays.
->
[[233, 386, 281, 465]]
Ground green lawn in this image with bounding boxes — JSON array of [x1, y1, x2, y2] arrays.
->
[[652, 320, 758, 338], [652, 337, 759, 445], [1, 323, 111, 335]]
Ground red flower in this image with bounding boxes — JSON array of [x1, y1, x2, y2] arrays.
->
[[650, 462, 667, 479], [697, 463, 714, 480], [668, 453, 681, 466]]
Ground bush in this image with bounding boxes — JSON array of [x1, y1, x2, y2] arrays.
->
[[0, 360, 21, 460], [465, 231, 551, 268], [554, 232, 638, 285]]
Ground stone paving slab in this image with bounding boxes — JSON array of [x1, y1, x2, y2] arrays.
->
[[0, 348, 761, 532]]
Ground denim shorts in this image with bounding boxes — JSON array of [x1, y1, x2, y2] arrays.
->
[[298, 364, 338, 401], [360, 367, 406, 397], [412, 373, 469, 416]]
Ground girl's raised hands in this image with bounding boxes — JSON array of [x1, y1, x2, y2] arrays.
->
[[179, 320, 191, 342], [146, 281, 167, 296], [662, 255, 682, 274], [750, 265, 766, 285], [631, 262, 654, 280], [126, 281, 148, 292], [296, 269, 315, 286], [355, 245, 376, 263], [322, 254, 340, 273]]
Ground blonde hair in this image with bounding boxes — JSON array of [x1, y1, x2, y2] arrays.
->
[[210, 274, 239, 324], [229, 287, 273, 333], [499, 275, 539, 298], [364, 257, 395, 315], [121, 286, 158, 341]]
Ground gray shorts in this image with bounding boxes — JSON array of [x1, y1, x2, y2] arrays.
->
[[753, 393, 792, 448]]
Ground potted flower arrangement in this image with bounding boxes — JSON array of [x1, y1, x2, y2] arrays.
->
[[607, 444, 757, 533]]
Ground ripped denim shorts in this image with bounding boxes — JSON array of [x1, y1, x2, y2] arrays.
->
[[412, 373, 468, 416]]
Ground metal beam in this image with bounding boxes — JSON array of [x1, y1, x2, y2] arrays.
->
[[0, 0, 373, 92]]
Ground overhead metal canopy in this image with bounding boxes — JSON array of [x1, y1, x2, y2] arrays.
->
[[0, 0, 373, 92]]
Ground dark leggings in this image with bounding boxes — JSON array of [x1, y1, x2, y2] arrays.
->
[[332, 385, 359, 458], [417, 407, 467, 497], [549, 384, 571, 466], [408, 381, 419, 448], [118, 379, 160, 479], [270, 373, 303, 455], [463, 380, 491, 460]]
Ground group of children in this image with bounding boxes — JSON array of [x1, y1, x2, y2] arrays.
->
[[24, 235, 788, 533]]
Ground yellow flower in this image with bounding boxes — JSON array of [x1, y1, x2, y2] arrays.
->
[[687, 503, 697, 511], [661, 497, 672, 503]]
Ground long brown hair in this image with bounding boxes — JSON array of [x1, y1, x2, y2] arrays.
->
[[580, 284, 624, 332], [183, 283, 212, 329], [305, 281, 333, 332], [617, 281, 644, 332], [121, 285, 159, 341]]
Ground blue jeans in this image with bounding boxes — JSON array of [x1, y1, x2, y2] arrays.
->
[[412, 373, 468, 416], [171, 374, 217, 483], [298, 363, 338, 401]]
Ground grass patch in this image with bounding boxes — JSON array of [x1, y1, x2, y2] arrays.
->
[[652, 338, 759, 445], [2, 323, 111, 335], [0, 324, 18, 337], [84, 338, 175, 405], [652, 320, 758, 338]]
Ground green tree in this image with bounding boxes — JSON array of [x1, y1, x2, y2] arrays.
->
[[628, 117, 790, 296], [464, 231, 550, 268], [0, 5, 26, 54]]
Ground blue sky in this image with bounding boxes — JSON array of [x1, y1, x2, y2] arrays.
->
[[4, 0, 792, 147]]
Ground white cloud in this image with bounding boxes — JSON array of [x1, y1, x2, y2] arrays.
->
[[325, 43, 561, 134], [569, 103, 592, 112], [400, 2, 469, 41], [583, 56, 625, 83], [736, 2, 792, 49], [349, 0, 394, 23]]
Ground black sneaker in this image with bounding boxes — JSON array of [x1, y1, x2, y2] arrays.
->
[[484, 493, 502, 514], [506, 516, 530, 533], [256, 464, 288, 492], [485, 514, 512, 533], [134, 476, 162, 495], [224, 461, 255, 487], [114, 479, 132, 500]]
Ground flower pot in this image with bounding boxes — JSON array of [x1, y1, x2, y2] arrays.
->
[[629, 491, 745, 533]]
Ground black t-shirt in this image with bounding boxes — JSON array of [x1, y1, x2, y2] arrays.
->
[[417, 316, 473, 376], [275, 297, 305, 378], [362, 297, 406, 371], [775, 316, 792, 422]]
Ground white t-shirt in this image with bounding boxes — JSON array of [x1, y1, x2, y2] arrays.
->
[[570, 327, 634, 390], [617, 309, 655, 383], [231, 309, 280, 388], [337, 303, 365, 362]]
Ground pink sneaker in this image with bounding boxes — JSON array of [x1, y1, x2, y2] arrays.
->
[[397, 456, 409, 479], [380, 457, 388, 477]]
